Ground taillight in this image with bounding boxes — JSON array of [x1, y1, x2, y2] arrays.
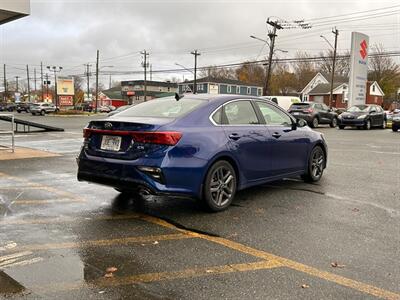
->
[[82, 128, 182, 146], [304, 108, 313, 113]]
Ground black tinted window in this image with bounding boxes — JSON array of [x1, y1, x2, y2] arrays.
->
[[290, 103, 310, 110], [224, 101, 259, 125]]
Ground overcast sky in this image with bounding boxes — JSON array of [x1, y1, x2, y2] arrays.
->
[[0, 0, 399, 88]]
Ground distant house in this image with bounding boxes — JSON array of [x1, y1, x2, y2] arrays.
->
[[98, 87, 126, 107], [301, 72, 384, 108], [177, 76, 263, 97], [121, 80, 178, 103]]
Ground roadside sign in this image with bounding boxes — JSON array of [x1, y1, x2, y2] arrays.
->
[[348, 32, 369, 107]]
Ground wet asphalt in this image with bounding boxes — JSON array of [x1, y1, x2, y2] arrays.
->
[[0, 113, 399, 299]]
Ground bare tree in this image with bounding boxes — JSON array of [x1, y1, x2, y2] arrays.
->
[[316, 50, 350, 78], [291, 51, 317, 91], [368, 44, 400, 99]]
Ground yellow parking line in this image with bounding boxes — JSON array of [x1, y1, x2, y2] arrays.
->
[[34, 260, 282, 293], [138, 213, 400, 300], [0, 213, 142, 225], [12, 233, 191, 252], [12, 199, 85, 205]]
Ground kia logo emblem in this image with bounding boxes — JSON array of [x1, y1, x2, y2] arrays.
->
[[104, 122, 113, 129]]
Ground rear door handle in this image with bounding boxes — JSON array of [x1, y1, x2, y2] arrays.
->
[[228, 133, 241, 140], [272, 132, 281, 138]]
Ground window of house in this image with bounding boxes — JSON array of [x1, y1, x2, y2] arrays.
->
[[197, 84, 203, 91], [257, 89, 262, 96], [372, 85, 376, 92], [224, 101, 259, 125], [236, 86, 240, 94], [227, 85, 231, 93], [247, 87, 251, 95]]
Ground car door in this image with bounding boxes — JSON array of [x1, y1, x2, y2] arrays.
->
[[314, 103, 327, 123], [320, 103, 332, 123], [255, 101, 310, 177], [369, 105, 380, 126], [221, 100, 272, 181]]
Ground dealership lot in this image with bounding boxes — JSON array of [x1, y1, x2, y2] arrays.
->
[[0, 114, 399, 299]]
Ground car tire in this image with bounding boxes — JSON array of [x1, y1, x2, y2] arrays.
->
[[203, 160, 237, 212], [302, 146, 325, 183], [364, 119, 371, 130], [40, 110, 46, 116], [330, 117, 338, 128], [310, 117, 319, 128], [393, 126, 398, 132], [31, 112, 36, 116], [338, 125, 345, 129], [17, 110, 21, 113], [380, 120, 386, 129]]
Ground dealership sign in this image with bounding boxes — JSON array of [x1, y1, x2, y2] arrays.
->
[[348, 32, 369, 107], [59, 95, 73, 106], [57, 76, 74, 96]]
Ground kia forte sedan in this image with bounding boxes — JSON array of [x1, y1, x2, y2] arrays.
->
[[77, 94, 327, 211]]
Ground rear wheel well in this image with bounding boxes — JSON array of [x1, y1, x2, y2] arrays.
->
[[204, 156, 240, 189]]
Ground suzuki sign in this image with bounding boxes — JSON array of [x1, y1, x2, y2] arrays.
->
[[348, 32, 369, 107]]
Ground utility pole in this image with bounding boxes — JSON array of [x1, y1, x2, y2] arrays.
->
[[47, 66, 62, 108], [95, 50, 99, 113], [84, 63, 91, 104], [40, 62, 44, 101], [3, 64, 6, 101], [34, 68, 37, 92], [190, 50, 200, 94], [15, 76, 20, 93], [109, 74, 112, 89], [150, 64, 152, 81], [264, 19, 282, 96], [26, 65, 30, 102], [329, 28, 339, 108], [141, 50, 149, 101], [45, 74, 49, 99]]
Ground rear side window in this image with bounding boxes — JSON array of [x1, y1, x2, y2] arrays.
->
[[256, 102, 292, 126], [211, 108, 222, 125], [224, 101, 259, 125], [117, 97, 204, 118]]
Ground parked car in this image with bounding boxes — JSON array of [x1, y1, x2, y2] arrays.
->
[[16, 102, 34, 113], [30, 102, 59, 115], [76, 103, 93, 112], [288, 102, 338, 128], [77, 94, 327, 212], [260, 96, 301, 111], [0, 102, 16, 112], [338, 104, 386, 130], [99, 105, 116, 113], [392, 114, 400, 132], [107, 105, 133, 117]]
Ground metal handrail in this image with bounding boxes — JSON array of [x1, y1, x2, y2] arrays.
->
[[0, 113, 15, 153]]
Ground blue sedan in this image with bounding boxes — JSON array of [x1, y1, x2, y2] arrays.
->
[[77, 94, 327, 211]]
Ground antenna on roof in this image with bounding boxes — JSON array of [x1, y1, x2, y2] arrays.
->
[[175, 93, 184, 101]]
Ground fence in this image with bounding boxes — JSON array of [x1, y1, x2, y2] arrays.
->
[[0, 114, 15, 153]]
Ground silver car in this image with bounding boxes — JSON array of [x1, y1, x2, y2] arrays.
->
[[30, 102, 59, 116]]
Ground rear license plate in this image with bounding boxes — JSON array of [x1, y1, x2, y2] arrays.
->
[[100, 135, 122, 151], [293, 112, 300, 115]]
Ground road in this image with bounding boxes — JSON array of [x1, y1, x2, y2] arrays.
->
[[0, 113, 399, 299]]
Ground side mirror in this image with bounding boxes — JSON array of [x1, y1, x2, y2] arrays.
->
[[295, 118, 308, 128]]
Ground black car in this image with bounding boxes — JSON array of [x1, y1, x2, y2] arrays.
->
[[288, 102, 338, 128], [392, 113, 400, 132], [16, 102, 33, 113], [338, 104, 386, 130]]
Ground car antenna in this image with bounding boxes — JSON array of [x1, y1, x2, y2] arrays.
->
[[175, 93, 184, 101]]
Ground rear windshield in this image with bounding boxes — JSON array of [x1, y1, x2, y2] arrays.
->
[[289, 103, 310, 109], [116, 97, 205, 118]]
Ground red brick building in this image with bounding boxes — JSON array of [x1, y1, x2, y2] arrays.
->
[[307, 80, 384, 109]]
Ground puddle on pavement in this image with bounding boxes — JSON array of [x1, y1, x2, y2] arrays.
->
[[0, 270, 26, 295]]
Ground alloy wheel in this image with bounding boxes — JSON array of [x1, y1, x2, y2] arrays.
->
[[311, 148, 324, 180], [209, 166, 235, 207]]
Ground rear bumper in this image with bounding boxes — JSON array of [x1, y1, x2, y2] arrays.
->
[[77, 151, 206, 198]]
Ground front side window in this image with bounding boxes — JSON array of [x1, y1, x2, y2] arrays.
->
[[224, 101, 259, 125], [256, 101, 292, 126]]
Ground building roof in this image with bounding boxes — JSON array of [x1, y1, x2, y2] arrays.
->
[[121, 80, 177, 88], [101, 87, 123, 100], [308, 82, 346, 95], [180, 76, 263, 87]]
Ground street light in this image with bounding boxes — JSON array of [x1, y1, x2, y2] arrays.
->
[[320, 35, 334, 50], [175, 63, 194, 74], [46, 66, 62, 110]]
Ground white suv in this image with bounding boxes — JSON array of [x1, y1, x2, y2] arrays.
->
[[30, 102, 59, 116]]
